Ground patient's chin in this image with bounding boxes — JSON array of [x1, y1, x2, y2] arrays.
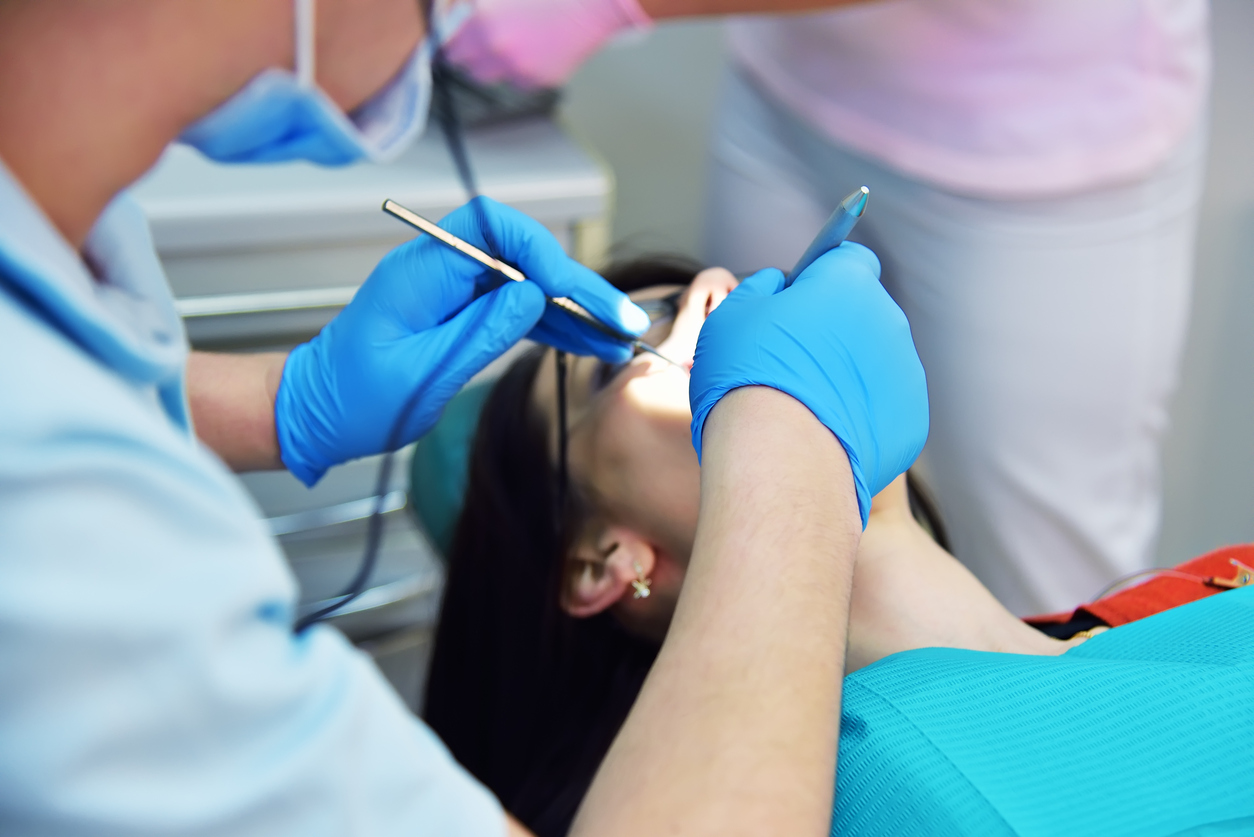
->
[[621, 363, 691, 419]]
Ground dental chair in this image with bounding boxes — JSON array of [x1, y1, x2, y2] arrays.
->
[[408, 381, 495, 563]]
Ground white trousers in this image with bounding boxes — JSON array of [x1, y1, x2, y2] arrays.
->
[[703, 67, 1207, 615]]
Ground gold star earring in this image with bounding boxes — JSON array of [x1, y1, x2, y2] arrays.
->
[[631, 561, 652, 599]]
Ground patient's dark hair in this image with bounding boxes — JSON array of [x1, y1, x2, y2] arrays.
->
[[423, 257, 700, 837]]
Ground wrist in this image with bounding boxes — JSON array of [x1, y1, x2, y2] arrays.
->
[[272, 341, 329, 487], [187, 351, 286, 473], [265, 352, 286, 415], [700, 386, 860, 548]]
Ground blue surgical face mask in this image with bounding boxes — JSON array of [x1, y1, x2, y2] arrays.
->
[[180, 0, 432, 166]]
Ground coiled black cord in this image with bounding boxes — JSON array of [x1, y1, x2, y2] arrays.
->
[[295, 9, 485, 632]]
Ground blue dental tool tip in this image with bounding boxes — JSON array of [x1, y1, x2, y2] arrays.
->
[[785, 185, 870, 287]]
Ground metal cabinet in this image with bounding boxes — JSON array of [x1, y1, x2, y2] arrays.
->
[[133, 118, 611, 711]]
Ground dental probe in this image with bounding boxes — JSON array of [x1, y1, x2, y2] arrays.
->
[[785, 186, 870, 288], [382, 200, 683, 369]]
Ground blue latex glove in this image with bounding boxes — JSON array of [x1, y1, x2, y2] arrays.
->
[[276, 196, 649, 486], [688, 243, 929, 527]]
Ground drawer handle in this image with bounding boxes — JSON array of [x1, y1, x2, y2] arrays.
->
[[298, 570, 440, 620], [267, 489, 407, 536], [176, 286, 358, 319]]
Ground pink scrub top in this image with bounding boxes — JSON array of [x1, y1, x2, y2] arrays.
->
[[727, 0, 1209, 198]]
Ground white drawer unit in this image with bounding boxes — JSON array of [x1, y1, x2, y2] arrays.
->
[[136, 117, 611, 349], [133, 118, 612, 711]]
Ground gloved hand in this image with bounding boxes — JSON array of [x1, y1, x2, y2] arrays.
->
[[276, 196, 649, 486], [442, 0, 652, 89], [688, 243, 929, 527]]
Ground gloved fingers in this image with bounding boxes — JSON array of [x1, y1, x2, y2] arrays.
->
[[684, 234, 926, 529], [362, 198, 542, 338], [364, 234, 489, 334], [440, 197, 649, 336], [432, 278, 547, 378], [729, 267, 786, 300], [436, 197, 566, 286], [793, 241, 882, 287], [529, 303, 635, 363], [395, 280, 546, 443], [274, 340, 337, 488], [558, 267, 651, 336]]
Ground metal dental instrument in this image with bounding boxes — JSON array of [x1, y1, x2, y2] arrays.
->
[[382, 200, 683, 368], [785, 186, 870, 287]]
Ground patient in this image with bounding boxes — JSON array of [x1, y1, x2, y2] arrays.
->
[[423, 258, 1082, 836], [426, 259, 1254, 836]]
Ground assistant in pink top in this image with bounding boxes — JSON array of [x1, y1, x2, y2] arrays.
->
[[729, 0, 1208, 197]]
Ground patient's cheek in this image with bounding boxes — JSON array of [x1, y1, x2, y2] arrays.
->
[[620, 369, 691, 423], [596, 384, 691, 471]]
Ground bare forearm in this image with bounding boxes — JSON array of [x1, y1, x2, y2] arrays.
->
[[640, 0, 874, 21], [571, 386, 861, 837], [186, 351, 287, 472]]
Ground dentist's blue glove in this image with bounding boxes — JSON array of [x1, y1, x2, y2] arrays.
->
[[688, 242, 929, 527], [276, 196, 649, 486]]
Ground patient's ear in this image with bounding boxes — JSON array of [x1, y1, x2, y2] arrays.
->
[[562, 525, 656, 619]]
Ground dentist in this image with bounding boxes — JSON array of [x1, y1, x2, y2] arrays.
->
[[0, 1, 928, 835]]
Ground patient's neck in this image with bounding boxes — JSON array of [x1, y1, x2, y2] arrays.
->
[[846, 506, 1077, 672]]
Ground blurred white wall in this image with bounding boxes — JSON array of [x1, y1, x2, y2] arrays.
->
[[1158, 0, 1254, 564], [560, 21, 727, 260], [561, 2, 1254, 568]]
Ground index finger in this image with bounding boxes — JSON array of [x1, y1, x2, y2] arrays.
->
[[793, 241, 883, 286], [441, 196, 649, 336]]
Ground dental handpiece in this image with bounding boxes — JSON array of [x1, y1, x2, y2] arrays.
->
[[784, 186, 870, 288], [382, 200, 683, 368]]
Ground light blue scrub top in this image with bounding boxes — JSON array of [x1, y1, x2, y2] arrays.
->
[[0, 161, 504, 836]]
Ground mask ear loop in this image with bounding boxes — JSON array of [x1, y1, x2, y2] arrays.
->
[[555, 350, 570, 520], [294, 0, 316, 89], [554, 351, 573, 619], [294, 0, 494, 633]]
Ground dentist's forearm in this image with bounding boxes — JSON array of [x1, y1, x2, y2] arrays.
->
[[186, 351, 286, 472], [571, 386, 861, 837]]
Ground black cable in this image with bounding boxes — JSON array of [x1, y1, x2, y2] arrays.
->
[[433, 58, 480, 198], [555, 350, 570, 522], [295, 5, 482, 632], [294, 382, 430, 632]]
